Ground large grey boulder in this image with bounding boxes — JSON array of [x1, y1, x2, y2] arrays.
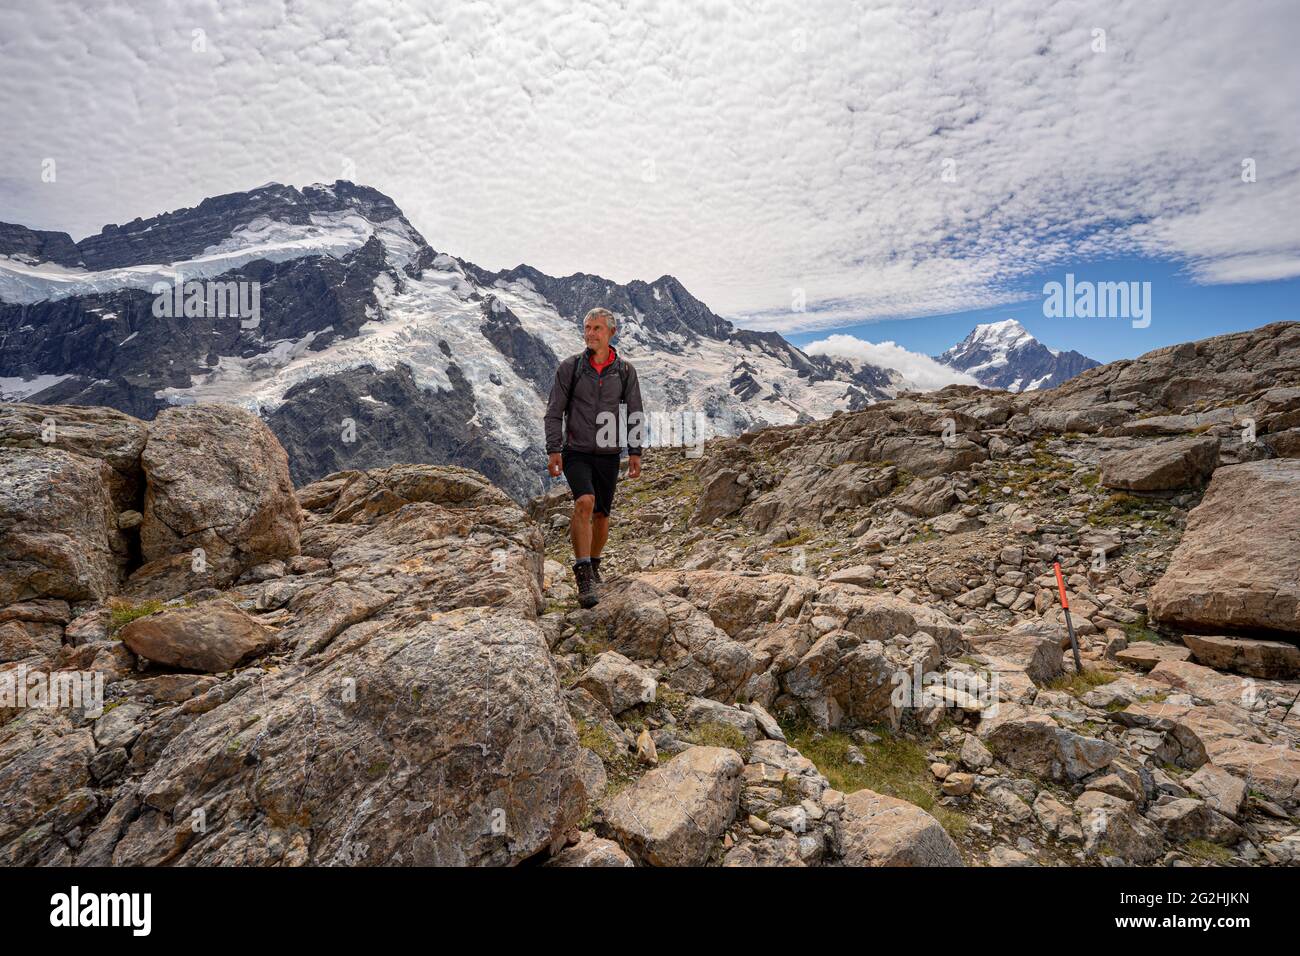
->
[[1150, 460, 1300, 636], [979, 711, 1117, 781], [1076, 791, 1164, 863], [0, 402, 149, 513], [544, 832, 634, 867], [1184, 765, 1248, 819], [575, 651, 658, 715], [597, 746, 744, 866], [1144, 798, 1243, 845], [1181, 634, 1300, 679], [690, 470, 749, 526], [741, 462, 897, 532], [1115, 642, 1191, 671], [780, 630, 899, 728], [0, 711, 97, 866], [895, 475, 958, 518], [1099, 436, 1219, 491], [0, 447, 118, 604], [966, 631, 1064, 686], [119, 601, 277, 673], [577, 576, 763, 701], [139, 404, 302, 588], [838, 789, 963, 866], [109, 608, 585, 866]]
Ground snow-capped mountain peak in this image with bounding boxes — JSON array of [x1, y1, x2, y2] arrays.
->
[[936, 319, 1098, 393], [969, 318, 1033, 347]]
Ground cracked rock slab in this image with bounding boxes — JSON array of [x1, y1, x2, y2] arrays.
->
[[108, 607, 585, 866], [597, 746, 743, 866]]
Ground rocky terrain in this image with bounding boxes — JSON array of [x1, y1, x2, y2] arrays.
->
[[1, 320, 1298, 867]]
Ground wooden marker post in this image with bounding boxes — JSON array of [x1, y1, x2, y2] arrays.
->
[[1054, 561, 1084, 673]]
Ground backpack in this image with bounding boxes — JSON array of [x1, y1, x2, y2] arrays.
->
[[564, 351, 628, 423]]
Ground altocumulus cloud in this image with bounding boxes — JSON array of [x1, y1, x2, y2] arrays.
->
[[804, 334, 979, 391], [1, 0, 1297, 332]]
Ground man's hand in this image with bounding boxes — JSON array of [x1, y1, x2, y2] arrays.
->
[[548, 453, 563, 478], [627, 454, 641, 479]]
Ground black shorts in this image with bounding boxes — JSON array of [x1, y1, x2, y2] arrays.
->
[[562, 450, 620, 516]]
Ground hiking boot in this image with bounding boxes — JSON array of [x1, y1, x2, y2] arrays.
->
[[573, 560, 599, 609], [590, 556, 603, 585]]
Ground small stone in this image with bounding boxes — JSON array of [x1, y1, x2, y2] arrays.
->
[[960, 734, 993, 770], [941, 772, 974, 796], [1184, 765, 1248, 819], [636, 728, 658, 766]]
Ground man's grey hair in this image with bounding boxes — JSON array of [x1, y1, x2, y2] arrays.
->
[[583, 307, 616, 330]]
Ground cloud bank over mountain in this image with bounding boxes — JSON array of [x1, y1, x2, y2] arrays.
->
[[3, 0, 1298, 332], [805, 334, 980, 391]]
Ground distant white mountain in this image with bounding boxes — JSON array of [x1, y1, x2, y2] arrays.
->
[[935, 319, 1099, 392]]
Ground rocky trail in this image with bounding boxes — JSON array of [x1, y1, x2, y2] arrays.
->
[[2, 321, 1298, 867]]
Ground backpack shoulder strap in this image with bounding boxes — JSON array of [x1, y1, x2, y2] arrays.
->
[[564, 353, 583, 416], [611, 358, 626, 403]]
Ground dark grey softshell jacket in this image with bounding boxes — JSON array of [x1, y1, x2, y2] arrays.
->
[[544, 349, 645, 456]]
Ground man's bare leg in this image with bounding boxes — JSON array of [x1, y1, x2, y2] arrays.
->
[[591, 512, 609, 558], [570, 494, 594, 559]]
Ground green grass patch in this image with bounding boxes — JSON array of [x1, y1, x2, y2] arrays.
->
[[783, 720, 968, 838], [108, 598, 164, 635], [684, 721, 750, 756], [772, 528, 813, 549], [542, 598, 573, 616], [1047, 668, 1119, 696], [570, 626, 612, 658], [654, 685, 690, 723], [1122, 614, 1165, 644], [1183, 839, 1233, 865], [576, 719, 622, 763], [778, 775, 805, 806], [1088, 492, 1173, 529]]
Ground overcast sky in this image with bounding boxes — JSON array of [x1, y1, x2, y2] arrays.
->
[[2, 0, 1298, 335]]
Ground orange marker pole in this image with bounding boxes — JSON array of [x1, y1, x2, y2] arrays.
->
[[1054, 561, 1084, 673]]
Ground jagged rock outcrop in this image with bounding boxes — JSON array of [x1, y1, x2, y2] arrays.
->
[[573, 576, 763, 701], [1181, 634, 1300, 679], [0, 402, 150, 512], [4, 320, 1300, 869], [0, 405, 586, 867]]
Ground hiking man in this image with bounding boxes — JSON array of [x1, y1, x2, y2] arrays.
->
[[545, 306, 644, 608]]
